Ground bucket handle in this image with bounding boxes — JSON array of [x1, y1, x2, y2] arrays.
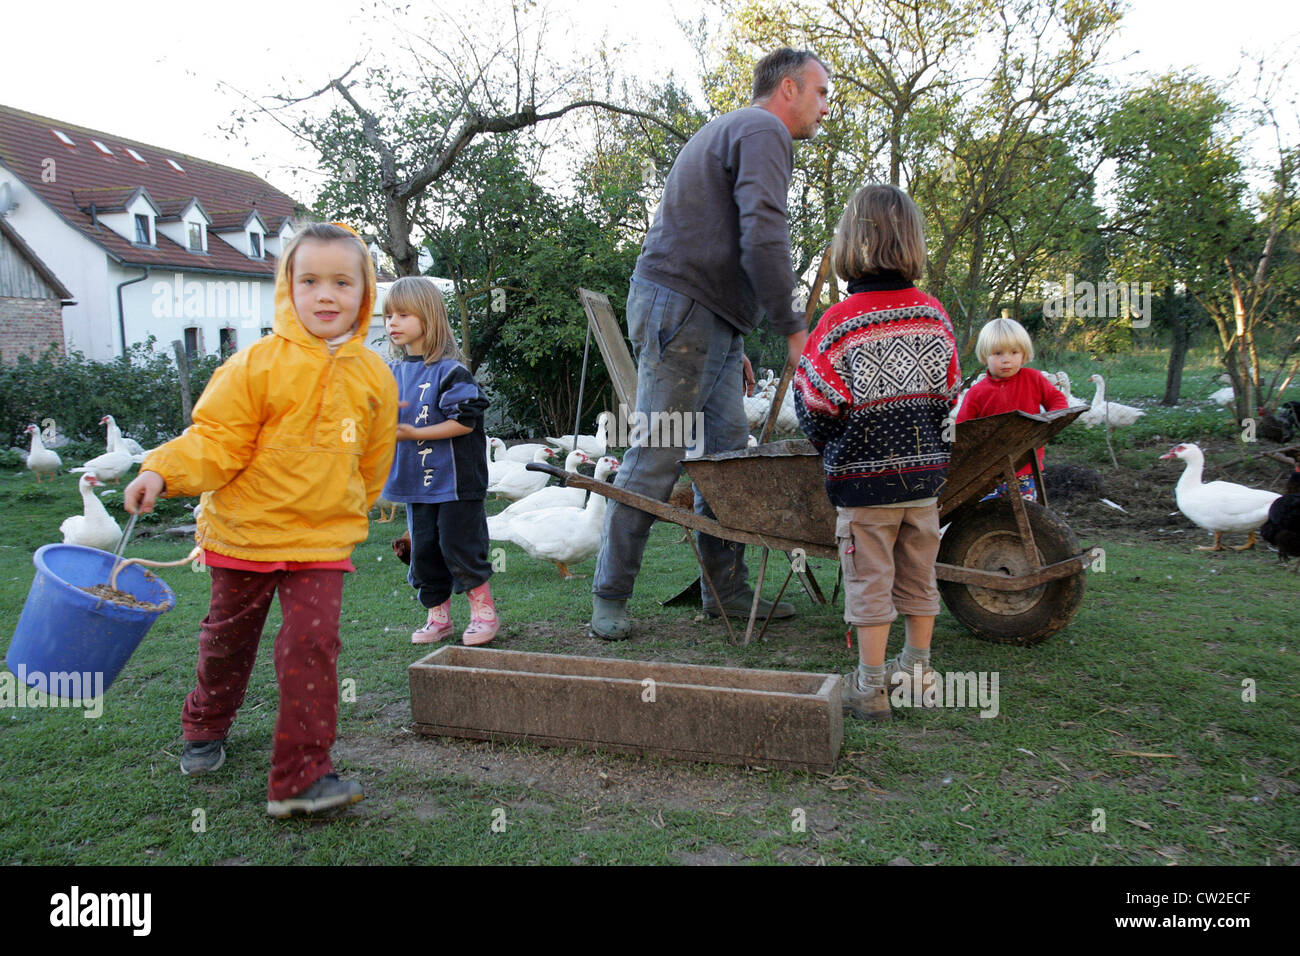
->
[[109, 546, 202, 591]]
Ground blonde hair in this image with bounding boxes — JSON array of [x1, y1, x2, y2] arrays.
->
[[975, 317, 1035, 363], [383, 276, 463, 364], [278, 222, 376, 329], [831, 184, 927, 282]]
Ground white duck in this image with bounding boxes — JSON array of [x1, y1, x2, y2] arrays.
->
[[1079, 374, 1145, 428], [1161, 442, 1280, 551], [40, 418, 70, 449], [488, 455, 618, 538], [100, 415, 146, 459], [70, 437, 134, 483], [374, 495, 399, 522], [1209, 374, 1235, 407], [24, 423, 62, 482], [485, 436, 508, 462], [744, 381, 776, 430], [487, 446, 555, 493], [502, 440, 557, 464], [494, 482, 608, 578], [489, 448, 588, 502], [60, 474, 123, 552], [1043, 371, 1087, 408], [548, 410, 614, 457]]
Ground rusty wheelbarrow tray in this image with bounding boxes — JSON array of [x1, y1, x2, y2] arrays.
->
[[528, 406, 1098, 646]]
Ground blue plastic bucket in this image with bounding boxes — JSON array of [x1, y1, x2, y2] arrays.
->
[[5, 544, 176, 698]]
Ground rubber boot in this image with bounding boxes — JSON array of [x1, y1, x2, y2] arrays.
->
[[462, 582, 499, 646], [590, 595, 632, 641]]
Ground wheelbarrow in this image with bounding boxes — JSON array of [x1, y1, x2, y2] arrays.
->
[[528, 405, 1098, 646]]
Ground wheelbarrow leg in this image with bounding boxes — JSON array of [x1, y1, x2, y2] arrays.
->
[[756, 555, 801, 643], [685, 532, 738, 646], [743, 547, 770, 645], [1003, 458, 1042, 571]]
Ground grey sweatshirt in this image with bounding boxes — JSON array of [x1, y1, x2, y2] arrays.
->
[[634, 106, 802, 336]]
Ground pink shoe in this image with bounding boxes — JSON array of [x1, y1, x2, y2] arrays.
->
[[412, 601, 453, 644], [462, 582, 499, 646]]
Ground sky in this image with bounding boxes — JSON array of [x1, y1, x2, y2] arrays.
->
[[2, 0, 1296, 205]]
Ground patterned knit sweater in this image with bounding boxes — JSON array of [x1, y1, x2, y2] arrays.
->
[[794, 273, 960, 507]]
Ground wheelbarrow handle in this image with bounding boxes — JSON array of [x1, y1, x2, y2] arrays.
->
[[524, 462, 578, 484]]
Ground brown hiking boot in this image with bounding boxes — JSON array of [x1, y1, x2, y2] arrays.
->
[[885, 655, 937, 705], [841, 672, 891, 721]]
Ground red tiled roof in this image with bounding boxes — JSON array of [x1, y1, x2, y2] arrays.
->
[[70, 185, 148, 213], [155, 197, 209, 221], [207, 209, 266, 231], [0, 104, 303, 278]]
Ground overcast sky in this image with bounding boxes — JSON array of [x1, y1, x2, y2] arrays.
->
[[3, 0, 1296, 203]]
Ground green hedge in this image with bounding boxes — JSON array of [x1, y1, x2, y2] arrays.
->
[[1, 337, 219, 450]]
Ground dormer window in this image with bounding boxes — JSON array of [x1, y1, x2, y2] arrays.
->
[[51, 130, 75, 147], [167, 158, 185, 173], [135, 214, 152, 245], [92, 140, 113, 157], [188, 222, 203, 251], [125, 148, 146, 164], [249, 233, 262, 258]]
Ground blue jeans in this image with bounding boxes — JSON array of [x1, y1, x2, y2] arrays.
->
[[593, 276, 750, 604]]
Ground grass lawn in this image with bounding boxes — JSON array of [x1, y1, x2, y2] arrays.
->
[[0, 348, 1296, 865]]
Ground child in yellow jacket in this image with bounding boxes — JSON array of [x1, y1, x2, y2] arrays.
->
[[124, 223, 398, 818]]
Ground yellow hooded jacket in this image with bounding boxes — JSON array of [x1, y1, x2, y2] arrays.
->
[[141, 248, 398, 563]]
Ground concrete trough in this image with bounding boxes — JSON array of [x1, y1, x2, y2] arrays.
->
[[409, 647, 843, 773]]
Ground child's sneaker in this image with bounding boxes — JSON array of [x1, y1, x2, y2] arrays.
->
[[462, 581, 499, 646], [266, 773, 364, 818], [180, 738, 226, 775], [412, 600, 453, 644], [841, 672, 891, 721], [885, 655, 937, 705]]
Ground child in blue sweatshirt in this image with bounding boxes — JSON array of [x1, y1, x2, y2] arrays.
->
[[382, 277, 497, 645]]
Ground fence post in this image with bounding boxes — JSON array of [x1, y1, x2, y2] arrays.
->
[[172, 339, 193, 427]]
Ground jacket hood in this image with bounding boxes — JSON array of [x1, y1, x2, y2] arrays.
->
[[272, 235, 377, 353]]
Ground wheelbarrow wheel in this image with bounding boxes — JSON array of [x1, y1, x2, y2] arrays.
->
[[937, 498, 1086, 646]]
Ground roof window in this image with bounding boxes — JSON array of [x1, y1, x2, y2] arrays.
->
[[125, 147, 146, 164], [51, 130, 75, 147], [166, 158, 185, 173], [91, 140, 113, 156]]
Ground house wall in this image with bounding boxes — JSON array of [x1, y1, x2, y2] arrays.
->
[[0, 295, 63, 361], [0, 167, 114, 360], [115, 264, 278, 358]]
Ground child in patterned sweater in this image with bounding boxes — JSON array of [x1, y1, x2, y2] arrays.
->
[[794, 184, 960, 721]]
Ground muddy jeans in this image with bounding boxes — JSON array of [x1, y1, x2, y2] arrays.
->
[[593, 276, 750, 604]]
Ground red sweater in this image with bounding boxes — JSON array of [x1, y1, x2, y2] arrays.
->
[[956, 367, 1068, 476]]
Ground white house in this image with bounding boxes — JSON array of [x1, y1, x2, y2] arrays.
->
[[0, 104, 299, 362]]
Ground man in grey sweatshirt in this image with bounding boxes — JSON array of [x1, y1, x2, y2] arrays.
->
[[591, 48, 830, 641]]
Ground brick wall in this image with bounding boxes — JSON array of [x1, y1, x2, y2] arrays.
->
[[0, 296, 64, 362]]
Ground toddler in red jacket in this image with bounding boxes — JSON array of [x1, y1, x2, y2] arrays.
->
[[956, 317, 1068, 501]]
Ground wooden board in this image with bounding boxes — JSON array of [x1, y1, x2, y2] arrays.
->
[[579, 288, 638, 412]]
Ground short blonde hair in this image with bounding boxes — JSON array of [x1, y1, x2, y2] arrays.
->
[[831, 184, 927, 282], [975, 317, 1035, 363], [383, 276, 464, 364]]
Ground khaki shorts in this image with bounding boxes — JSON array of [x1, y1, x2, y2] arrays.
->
[[837, 504, 942, 626]]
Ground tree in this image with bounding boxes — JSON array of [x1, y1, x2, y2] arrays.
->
[[1099, 73, 1249, 404], [226, 0, 684, 276], [709, 0, 1121, 351]]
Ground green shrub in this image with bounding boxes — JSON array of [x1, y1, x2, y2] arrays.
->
[[0, 338, 220, 449]]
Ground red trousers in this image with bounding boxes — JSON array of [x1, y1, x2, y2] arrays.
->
[[181, 566, 343, 800]]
